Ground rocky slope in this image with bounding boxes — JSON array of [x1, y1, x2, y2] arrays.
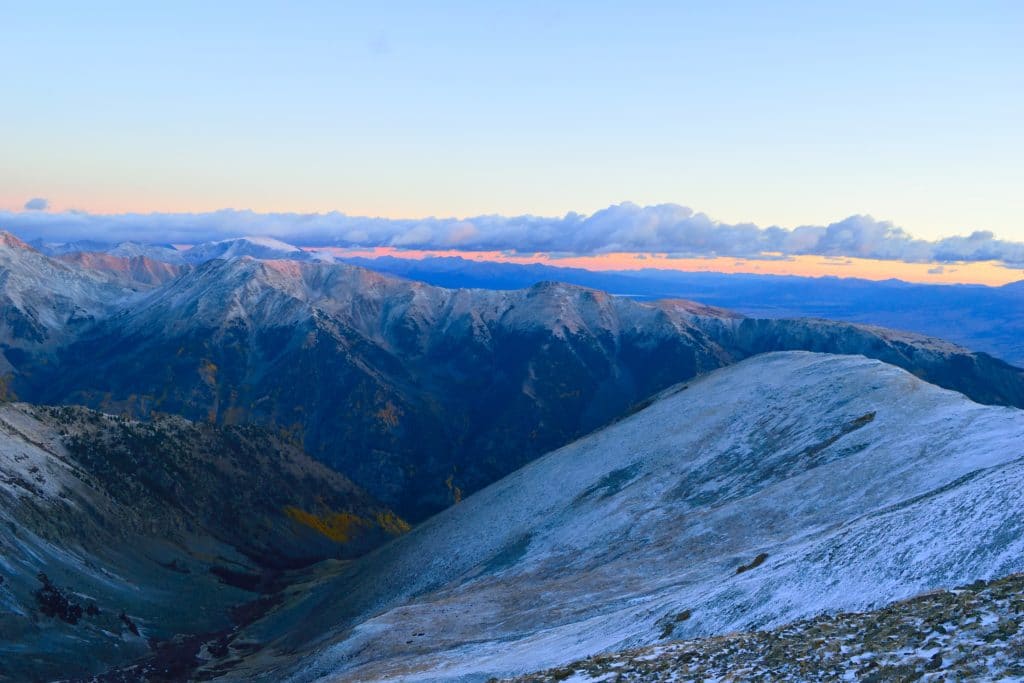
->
[[0, 232, 135, 354], [204, 352, 1024, 682], [0, 402, 404, 682], [504, 573, 1024, 682]]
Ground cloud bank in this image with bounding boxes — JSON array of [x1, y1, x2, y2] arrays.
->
[[23, 198, 49, 211], [1, 203, 1022, 267]]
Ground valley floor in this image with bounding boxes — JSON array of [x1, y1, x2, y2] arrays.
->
[[502, 573, 1024, 683]]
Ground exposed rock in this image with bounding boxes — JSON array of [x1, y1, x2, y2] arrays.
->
[[503, 573, 1024, 682]]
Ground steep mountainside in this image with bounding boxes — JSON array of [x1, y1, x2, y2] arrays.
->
[[0, 403, 404, 682], [0, 232, 137, 361], [17, 257, 1024, 521], [207, 353, 1024, 682]]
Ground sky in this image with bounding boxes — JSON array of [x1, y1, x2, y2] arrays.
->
[[1, 1, 1022, 282]]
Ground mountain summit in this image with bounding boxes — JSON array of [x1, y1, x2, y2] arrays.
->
[[182, 236, 312, 263]]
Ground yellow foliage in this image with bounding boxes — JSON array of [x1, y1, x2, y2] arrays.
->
[[375, 511, 411, 536], [285, 505, 411, 543], [284, 506, 370, 543]]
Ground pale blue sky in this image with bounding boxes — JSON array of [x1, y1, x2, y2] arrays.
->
[[1, 1, 1021, 240]]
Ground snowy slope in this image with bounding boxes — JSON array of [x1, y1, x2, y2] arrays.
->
[[105, 240, 186, 264], [34, 239, 187, 264], [0, 231, 137, 349], [217, 352, 1024, 682]]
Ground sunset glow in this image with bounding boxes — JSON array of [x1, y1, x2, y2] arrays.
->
[[310, 247, 1023, 287]]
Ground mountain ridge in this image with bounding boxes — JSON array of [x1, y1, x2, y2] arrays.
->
[[207, 352, 1024, 682]]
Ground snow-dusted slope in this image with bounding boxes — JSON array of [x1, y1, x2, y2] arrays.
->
[[0, 231, 136, 350], [35, 239, 187, 264], [219, 352, 1024, 682], [182, 236, 312, 262], [106, 240, 186, 263]]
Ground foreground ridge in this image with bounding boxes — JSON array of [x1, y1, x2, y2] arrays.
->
[[502, 573, 1024, 683]]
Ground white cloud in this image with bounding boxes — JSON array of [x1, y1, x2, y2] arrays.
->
[[1, 202, 1022, 267]]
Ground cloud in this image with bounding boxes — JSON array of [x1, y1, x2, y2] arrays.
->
[[23, 198, 49, 211], [1, 202, 1022, 268]]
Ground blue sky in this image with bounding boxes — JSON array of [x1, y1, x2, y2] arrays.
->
[[1, 1, 1021, 242]]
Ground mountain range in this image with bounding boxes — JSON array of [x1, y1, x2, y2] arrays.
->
[[2, 229, 1024, 680], [26, 233, 1024, 366], [3, 235, 1023, 521]]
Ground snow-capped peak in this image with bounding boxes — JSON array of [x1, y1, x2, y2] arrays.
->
[[182, 236, 309, 263]]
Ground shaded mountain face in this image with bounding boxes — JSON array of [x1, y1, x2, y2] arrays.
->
[[676, 305, 1024, 408], [207, 353, 1024, 683], [13, 256, 1024, 522], [0, 402, 402, 682]]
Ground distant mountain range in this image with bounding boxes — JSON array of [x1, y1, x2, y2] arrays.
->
[[23, 232, 1024, 366]]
